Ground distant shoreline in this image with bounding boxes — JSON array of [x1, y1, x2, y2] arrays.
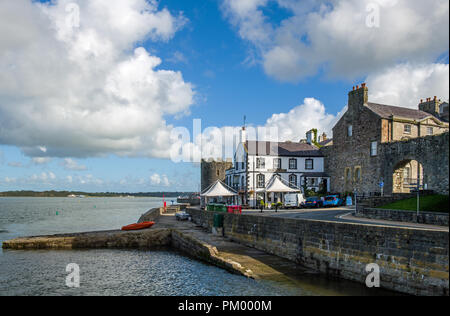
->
[[0, 191, 194, 198]]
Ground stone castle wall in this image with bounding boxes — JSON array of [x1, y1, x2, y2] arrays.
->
[[380, 132, 449, 195], [323, 127, 449, 196], [187, 208, 449, 296]]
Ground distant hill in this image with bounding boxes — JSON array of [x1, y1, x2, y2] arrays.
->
[[0, 191, 195, 198]]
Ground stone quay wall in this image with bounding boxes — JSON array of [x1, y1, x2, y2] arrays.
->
[[138, 205, 187, 223], [187, 208, 449, 296], [354, 208, 449, 227]]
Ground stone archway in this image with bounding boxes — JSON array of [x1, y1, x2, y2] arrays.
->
[[392, 159, 424, 193]]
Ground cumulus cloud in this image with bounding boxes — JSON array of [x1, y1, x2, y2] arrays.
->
[[222, 0, 449, 81], [264, 98, 339, 141], [31, 172, 56, 182], [0, 0, 193, 159], [62, 158, 87, 171], [365, 63, 450, 108], [32, 157, 52, 165], [150, 173, 170, 187], [174, 98, 340, 162]]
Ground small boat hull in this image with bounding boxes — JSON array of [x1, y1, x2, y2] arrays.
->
[[121, 221, 155, 231]]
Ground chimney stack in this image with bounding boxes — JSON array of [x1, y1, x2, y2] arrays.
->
[[348, 83, 369, 114], [419, 97, 442, 119]]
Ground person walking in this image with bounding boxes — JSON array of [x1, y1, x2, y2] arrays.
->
[[260, 199, 264, 213]]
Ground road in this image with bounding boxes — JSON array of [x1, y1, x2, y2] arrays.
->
[[242, 207, 448, 231]]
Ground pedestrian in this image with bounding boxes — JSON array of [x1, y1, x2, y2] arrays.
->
[[260, 199, 264, 213], [275, 203, 278, 213]]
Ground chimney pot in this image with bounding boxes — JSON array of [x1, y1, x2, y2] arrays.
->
[[420, 99, 423, 103], [356, 85, 359, 89], [352, 86, 355, 91], [361, 83, 366, 88]]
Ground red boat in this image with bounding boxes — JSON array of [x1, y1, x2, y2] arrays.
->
[[121, 221, 155, 231]]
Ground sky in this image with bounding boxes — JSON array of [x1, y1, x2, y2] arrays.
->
[[0, 0, 449, 192]]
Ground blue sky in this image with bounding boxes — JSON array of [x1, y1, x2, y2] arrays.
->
[[0, 0, 448, 192]]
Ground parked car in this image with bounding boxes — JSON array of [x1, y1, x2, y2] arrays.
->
[[175, 211, 191, 221], [323, 195, 344, 208], [284, 193, 305, 209], [303, 197, 323, 208]]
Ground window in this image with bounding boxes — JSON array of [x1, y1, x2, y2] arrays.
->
[[404, 124, 412, 134], [370, 141, 378, 156], [427, 127, 433, 135], [273, 158, 281, 170], [289, 158, 297, 170], [347, 125, 353, 137], [257, 174, 265, 188], [289, 174, 297, 188], [305, 159, 314, 170], [241, 161, 245, 170], [345, 168, 352, 183], [256, 158, 265, 169], [355, 167, 361, 182]]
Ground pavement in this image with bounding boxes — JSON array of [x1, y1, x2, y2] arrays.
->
[[242, 206, 449, 232]]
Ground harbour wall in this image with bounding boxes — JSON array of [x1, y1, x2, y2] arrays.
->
[[186, 209, 449, 296], [2, 207, 252, 279]]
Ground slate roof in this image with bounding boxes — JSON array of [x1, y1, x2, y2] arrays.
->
[[366, 102, 433, 120], [245, 141, 323, 157]]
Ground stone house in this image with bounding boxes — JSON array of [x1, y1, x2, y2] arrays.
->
[[323, 84, 449, 196]]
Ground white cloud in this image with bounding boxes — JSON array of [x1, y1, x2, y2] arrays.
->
[[222, 0, 449, 81], [150, 173, 170, 187], [175, 98, 340, 162], [62, 158, 87, 171], [264, 98, 339, 142], [0, 0, 194, 159], [32, 157, 52, 165], [365, 63, 450, 108], [31, 172, 56, 182]]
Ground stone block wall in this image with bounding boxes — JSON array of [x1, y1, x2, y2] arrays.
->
[[354, 208, 449, 226], [187, 208, 449, 296]]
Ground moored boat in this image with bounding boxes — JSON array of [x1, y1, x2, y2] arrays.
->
[[121, 221, 155, 231]]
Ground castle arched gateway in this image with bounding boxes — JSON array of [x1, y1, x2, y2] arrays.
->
[[381, 132, 449, 195]]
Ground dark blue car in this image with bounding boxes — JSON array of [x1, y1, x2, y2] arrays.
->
[[302, 197, 323, 208]]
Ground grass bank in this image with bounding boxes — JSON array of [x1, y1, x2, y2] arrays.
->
[[377, 194, 449, 213]]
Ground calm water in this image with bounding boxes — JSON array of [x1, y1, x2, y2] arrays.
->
[[0, 197, 396, 296]]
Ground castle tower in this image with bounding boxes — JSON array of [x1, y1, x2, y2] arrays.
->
[[200, 159, 233, 192]]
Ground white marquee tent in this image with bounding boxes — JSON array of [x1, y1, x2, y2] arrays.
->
[[265, 176, 301, 193], [201, 180, 238, 205]]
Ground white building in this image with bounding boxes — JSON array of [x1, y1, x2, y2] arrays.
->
[[225, 128, 330, 207]]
